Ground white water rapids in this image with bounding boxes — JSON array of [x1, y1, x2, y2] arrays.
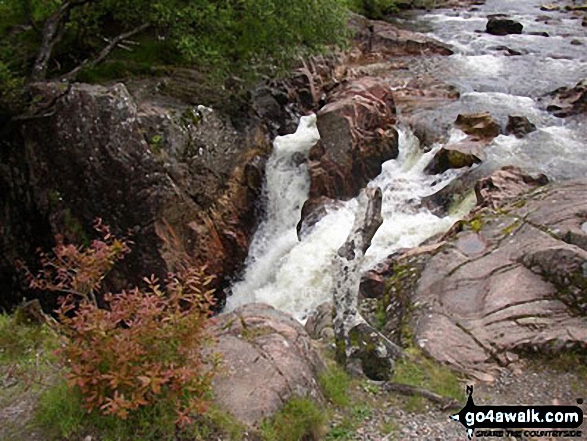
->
[[225, 116, 466, 321], [226, 0, 587, 321]]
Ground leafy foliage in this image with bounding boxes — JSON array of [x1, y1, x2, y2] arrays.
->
[[21, 221, 218, 431], [0, 0, 351, 110], [20, 219, 130, 307], [348, 0, 399, 19]]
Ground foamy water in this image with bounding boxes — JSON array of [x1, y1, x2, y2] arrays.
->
[[226, 122, 462, 320]]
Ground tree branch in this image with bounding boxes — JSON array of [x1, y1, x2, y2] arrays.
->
[[30, 0, 91, 82], [59, 23, 151, 81]]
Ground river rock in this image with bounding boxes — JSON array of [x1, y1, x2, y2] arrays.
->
[[4, 82, 269, 309], [486, 15, 524, 35], [350, 14, 453, 59], [424, 139, 485, 174], [212, 304, 325, 426], [474, 166, 549, 209], [308, 77, 399, 200], [541, 79, 587, 117], [305, 301, 334, 340], [297, 196, 344, 240], [455, 111, 501, 140], [505, 115, 537, 138], [388, 179, 587, 381]]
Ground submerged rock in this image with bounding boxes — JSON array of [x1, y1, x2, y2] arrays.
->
[[212, 304, 325, 426], [486, 15, 524, 35]]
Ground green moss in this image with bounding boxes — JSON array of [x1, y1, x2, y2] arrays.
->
[[319, 364, 351, 407], [63, 208, 90, 246], [149, 133, 164, 154], [260, 397, 326, 441], [501, 219, 521, 236], [469, 217, 483, 233], [0, 312, 58, 365], [242, 325, 275, 342]]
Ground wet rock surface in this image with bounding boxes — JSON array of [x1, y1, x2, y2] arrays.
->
[[211, 303, 325, 426], [505, 115, 537, 138], [541, 78, 587, 118], [308, 77, 400, 200]]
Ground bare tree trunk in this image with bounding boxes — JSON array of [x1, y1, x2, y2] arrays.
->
[[332, 187, 402, 379], [30, 1, 89, 82]]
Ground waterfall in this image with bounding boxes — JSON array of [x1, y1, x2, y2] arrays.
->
[[226, 119, 463, 321]]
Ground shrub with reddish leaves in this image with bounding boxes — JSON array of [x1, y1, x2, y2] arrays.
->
[[22, 221, 217, 427]]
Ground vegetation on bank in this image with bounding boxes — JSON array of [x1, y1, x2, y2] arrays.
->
[[0, 0, 432, 114]]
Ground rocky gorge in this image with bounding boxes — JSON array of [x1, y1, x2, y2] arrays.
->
[[1, 0, 587, 439]]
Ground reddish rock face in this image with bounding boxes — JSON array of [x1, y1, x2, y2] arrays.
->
[[211, 303, 325, 426], [474, 166, 548, 209], [376, 179, 587, 382], [13, 82, 270, 308], [308, 77, 399, 200]]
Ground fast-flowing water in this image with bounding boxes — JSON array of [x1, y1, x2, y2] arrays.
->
[[226, 122, 464, 320], [226, 0, 587, 320]]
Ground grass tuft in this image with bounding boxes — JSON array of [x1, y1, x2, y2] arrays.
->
[[260, 397, 326, 441], [319, 364, 351, 407]]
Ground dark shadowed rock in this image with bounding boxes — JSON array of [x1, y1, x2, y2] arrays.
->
[[424, 139, 485, 174], [10, 82, 270, 308], [212, 304, 325, 426], [308, 77, 399, 200], [297, 196, 344, 240], [505, 115, 537, 138], [486, 15, 524, 35]]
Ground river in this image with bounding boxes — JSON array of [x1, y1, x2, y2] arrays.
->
[[226, 0, 587, 321]]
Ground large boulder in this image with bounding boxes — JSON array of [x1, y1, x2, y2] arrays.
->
[[486, 15, 524, 35], [1, 82, 270, 309], [308, 77, 399, 200], [388, 179, 587, 381], [211, 304, 325, 426]]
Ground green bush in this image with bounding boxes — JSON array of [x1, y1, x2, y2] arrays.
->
[[348, 0, 399, 19]]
